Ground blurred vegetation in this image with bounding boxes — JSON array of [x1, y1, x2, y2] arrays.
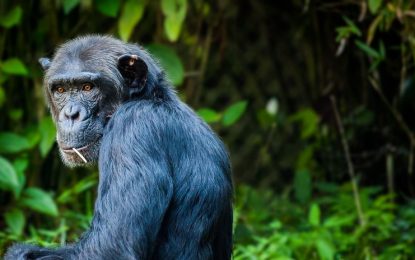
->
[[1, 0, 415, 259]]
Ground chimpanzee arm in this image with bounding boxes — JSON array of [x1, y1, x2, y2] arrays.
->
[[74, 102, 174, 259], [5, 102, 173, 260]]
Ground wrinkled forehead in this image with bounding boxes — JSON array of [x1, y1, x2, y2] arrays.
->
[[46, 58, 95, 83], [45, 51, 118, 86]]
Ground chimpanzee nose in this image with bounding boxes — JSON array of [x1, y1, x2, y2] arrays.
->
[[59, 103, 88, 130], [64, 105, 81, 121]]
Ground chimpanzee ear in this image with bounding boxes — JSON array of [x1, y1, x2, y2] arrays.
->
[[117, 54, 148, 95], [38, 57, 51, 70]]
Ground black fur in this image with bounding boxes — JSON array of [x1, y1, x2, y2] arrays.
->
[[5, 35, 233, 260]]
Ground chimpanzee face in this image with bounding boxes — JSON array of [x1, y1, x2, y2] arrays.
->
[[46, 72, 109, 166], [40, 40, 124, 167], [40, 37, 148, 167]]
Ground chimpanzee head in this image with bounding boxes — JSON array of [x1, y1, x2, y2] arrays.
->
[[39, 35, 159, 167]]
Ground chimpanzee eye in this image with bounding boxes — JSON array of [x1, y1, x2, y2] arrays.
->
[[82, 83, 93, 91], [56, 86, 65, 93]]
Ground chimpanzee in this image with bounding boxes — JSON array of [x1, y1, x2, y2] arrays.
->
[[5, 35, 233, 260]]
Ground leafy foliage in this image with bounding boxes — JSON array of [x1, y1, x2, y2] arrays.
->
[[233, 185, 415, 259], [146, 44, 185, 85], [0, 58, 28, 76], [118, 0, 146, 41]]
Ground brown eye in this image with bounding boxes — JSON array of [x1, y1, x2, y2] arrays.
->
[[82, 83, 93, 91], [56, 86, 65, 93]]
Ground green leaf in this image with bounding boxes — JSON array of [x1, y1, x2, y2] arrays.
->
[[146, 44, 184, 85], [308, 203, 321, 226], [164, 17, 181, 42], [20, 187, 58, 217], [342, 16, 361, 36], [63, 0, 80, 14], [335, 16, 362, 42], [257, 109, 275, 129], [315, 239, 335, 260], [355, 40, 380, 59], [0, 6, 23, 28], [289, 108, 320, 139], [294, 169, 311, 203], [39, 116, 56, 157], [118, 0, 146, 41], [95, 0, 119, 17], [197, 108, 221, 123], [161, 0, 187, 42], [5, 208, 25, 236], [296, 147, 314, 170], [9, 109, 23, 121], [164, 16, 184, 42], [161, 0, 187, 18], [222, 101, 248, 127], [24, 125, 41, 149], [0, 132, 30, 154], [0, 156, 19, 194], [13, 157, 28, 197], [368, 0, 383, 14], [1, 58, 29, 76], [324, 215, 354, 228], [0, 87, 5, 108], [58, 177, 97, 203], [379, 40, 386, 58]]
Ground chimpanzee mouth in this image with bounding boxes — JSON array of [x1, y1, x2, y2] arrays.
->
[[59, 138, 101, 165], [60, 142, 94, 153], [60, 137, 100, 152]]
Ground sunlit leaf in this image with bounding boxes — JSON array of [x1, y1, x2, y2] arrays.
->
[[63, 0, 80, 14], [161, 0, 187, 42], [0, 6, 22, 28], [324, 215, 354, 228], [5, 208, 25, 236], [222, 101, 248, 127], [146, 44, 184, 85], [197, 108, 221, 123], [0, 132, 30, 154], [315, 239, 335, 260], [0, 156, 19, 194], [39, 116, 56, 157], [161, 0, 187, 18], [164, 16, 184, 42], [95, 0, 119, 17], [308, 203, 320, 226], [1, 58, 29, 76], [20, 187, 58, 217], [368, 0, 383, 14], [118, 0, 145, 41]]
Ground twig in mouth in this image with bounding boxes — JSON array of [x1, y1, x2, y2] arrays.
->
[[72, 148, 88, 163]]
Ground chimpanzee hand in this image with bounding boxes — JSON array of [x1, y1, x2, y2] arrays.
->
[[4, 244, 63, 260]]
